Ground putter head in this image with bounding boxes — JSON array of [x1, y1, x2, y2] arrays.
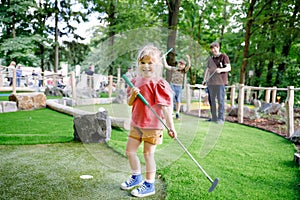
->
[[208, 178, 219, 192]]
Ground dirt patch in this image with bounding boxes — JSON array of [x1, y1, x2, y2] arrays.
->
[[186, 109, 300, 152]]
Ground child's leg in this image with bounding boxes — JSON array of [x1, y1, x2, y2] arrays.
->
[[120, 137, 143, 190], [143, 142, 157, 182], [126, 137, 142, 175]]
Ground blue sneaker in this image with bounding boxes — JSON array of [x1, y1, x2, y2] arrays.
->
[[120, 174, 143, 190], [131, 181, 155, 198]]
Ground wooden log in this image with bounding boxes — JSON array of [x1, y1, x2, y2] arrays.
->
[[46, 99, 130, 130], [230, 85, 235, 107], [286, 86, 294, 137], [238, 84, 245, 123], [265, 89, 271, 103], [271, 86, 277, 103], [186, 84, 191, 112]]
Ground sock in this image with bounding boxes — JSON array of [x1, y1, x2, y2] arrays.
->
[[146, 179, 155, 184]]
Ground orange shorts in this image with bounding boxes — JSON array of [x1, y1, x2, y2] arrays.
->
[[129, 127, 163, 145]]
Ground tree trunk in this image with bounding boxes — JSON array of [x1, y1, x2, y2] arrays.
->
[[219, 0, 229, 49], [165, 0, 181, 83], [275, 0, 300, 85], [54, 0, 59, 73], [108, 1, 116, 76], [266, 45, 275, 87], [240, 0, 256, 84]]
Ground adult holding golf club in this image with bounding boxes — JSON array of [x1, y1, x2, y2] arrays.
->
[[120, 44, 177, 198], [202, 41, 231, 124]]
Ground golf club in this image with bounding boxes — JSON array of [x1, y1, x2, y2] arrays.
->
[[203, 69, 217, 85], [122, 74, 219, 192], [160, 48, 173, 59]]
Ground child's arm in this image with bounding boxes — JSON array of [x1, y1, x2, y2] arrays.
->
[[161, 105, 177, 139], [185, 54, 191, 72], [128, 87, 140, 106], [162, 56, 172, 70]]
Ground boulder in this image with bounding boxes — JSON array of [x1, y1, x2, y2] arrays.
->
[[253, 99, 261, 108], [9, 92, 46, 110], [259, 103, 281, 114], [73, 111, 111, 143], [113, 89, 127, 104], [228, 106, 251, 118], [0, 101, 18, 113], [290, 128, 300, 144]]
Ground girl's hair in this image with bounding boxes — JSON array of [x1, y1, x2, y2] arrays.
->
[[136, 44, 163, 78]]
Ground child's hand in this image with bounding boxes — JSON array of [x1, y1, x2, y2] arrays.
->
[[168, 129, 177, 139], [131, 87, 140, 98]]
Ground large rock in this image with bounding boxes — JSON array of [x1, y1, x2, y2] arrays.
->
[[290, 128, 300, 144], [228, 106, 251, 118], [0, 101, 18, 113], [113, 89, 127, 104], [259, 103, 282, 114], [73, 111, 111, 143], [9, 92, 46, 110]]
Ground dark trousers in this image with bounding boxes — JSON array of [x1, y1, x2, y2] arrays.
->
[[207, 85, 226, 121]]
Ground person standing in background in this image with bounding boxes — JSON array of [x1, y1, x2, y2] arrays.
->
[[163, 54, 191, 120], [85, 65, 94, 88], [7, 61, 16, 86], [202, 41, 231, 124], [16, 64, 22, 87]]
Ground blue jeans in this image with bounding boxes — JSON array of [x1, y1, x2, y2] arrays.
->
[[171, 84, 182, 103], [207, 85, 226, 121], [16, 77, 21, 87]]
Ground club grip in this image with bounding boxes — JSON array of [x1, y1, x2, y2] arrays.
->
[[122, 74, 149, 106]]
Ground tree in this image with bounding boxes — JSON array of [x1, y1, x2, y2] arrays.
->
[[239, 0, 256, 84], [0, 0, 38, 65], [275, 0, 300, 86], [165, 0, 181, 82]]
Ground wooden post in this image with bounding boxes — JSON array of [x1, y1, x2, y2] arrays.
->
[[271, 86, 277, 103], [186, 84, 191, 112], [265, 88, 271, 103], [108, 75, 113, 98], [71, 71, 76, 101], [53, 73, 57, 87], [246, 87, 251, 103], [0, 71, 3, 87], [12, 68, 17, 94], [117, 67, 121, 88], [230, 85, 235, 107], [286, 86, 294, 137], [238, 84, 245, 123], [198, 87, 202, 117]]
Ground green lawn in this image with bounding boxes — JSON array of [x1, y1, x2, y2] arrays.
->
[[0, 108, 74, 144], [0, 107, 299, 199]]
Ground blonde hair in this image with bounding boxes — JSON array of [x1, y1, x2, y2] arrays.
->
[[10, 61, 16, 66], [136, 44, 163, 78]]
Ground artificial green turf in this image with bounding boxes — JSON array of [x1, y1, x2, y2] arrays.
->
[[0, 106, 299, 199], [0, 108, 74, 144], [0, 142, 166, 200], [107, 114, 300, 200]]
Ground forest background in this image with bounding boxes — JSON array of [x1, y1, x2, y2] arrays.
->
[[0, 0, 299, 101]]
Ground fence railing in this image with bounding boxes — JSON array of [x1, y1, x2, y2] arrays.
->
[[186, 83, 300, 137]]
